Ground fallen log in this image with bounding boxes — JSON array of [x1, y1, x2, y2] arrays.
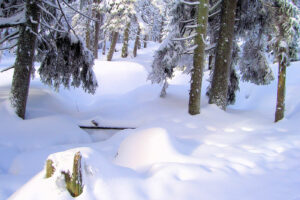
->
[[79, 125, 136, 130]]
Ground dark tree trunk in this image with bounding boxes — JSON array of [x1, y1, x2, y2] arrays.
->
[[209, 0, 238, 110], [93, 1, 101, 59], [121, 22, 130, 58], [188, 0, 209, 115], [159, 17, 164, 43], [102, 39, 106, 55], [10, 0, 40, 119], [107, 32, 118, 61], [143, 35, 148, 48], [133, 27, 140, 57]]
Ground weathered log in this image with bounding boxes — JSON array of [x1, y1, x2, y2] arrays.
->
[[79, 125, 136, 130]]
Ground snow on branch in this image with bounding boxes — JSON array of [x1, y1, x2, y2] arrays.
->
[[172, 33, 197, 41], [209, 9, 221, 18], [0, 30, 19, 45], [0, 10, 25, 28], [180, 0, 199, 6], [185, 24, 199, 28], [180, 19, 195, 23], [209, 0, 223, 13], [42, 0, 60, 9]]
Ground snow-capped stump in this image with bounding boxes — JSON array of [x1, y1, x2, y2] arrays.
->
[[61, 152, 83, 197], [45, 159, 55, 178]]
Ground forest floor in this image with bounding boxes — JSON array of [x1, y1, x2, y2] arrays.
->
[[0, 42, 300, 200]]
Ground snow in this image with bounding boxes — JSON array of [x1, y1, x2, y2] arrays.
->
[[1, 42, 300, 200]]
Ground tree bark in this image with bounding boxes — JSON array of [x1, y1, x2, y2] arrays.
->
[[275, 60, 286, 122], [209, 0, 238, 110], [188, 0, 209, 115], [86, 19, 91, 50], [93, 0, 101, 59], [159, 17, 164, 43], [143, 34, 148, 48], [10, 0, 40, 119], [133, 26, 140, 57], [107, 32, 119, 61], [102, 39, 106, 55], [121, 22, 130, 58], [275, 16, 288, 122]]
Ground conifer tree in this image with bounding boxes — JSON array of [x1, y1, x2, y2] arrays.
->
[[121, 22, 131, 58], [1, 0, 98, 119], [208, 0, 238, 110], [271, 0, 300, 122], [104, 0, 135, 61], [10, 0, 41, 119], [188, 0, 209, 115]]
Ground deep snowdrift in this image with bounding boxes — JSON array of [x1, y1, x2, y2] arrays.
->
[[1, 42, 300, 200]]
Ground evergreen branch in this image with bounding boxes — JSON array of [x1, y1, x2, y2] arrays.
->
[[0, 10, 25, 28], [0, 30, 19, 45], [172, 33, 197, 41]]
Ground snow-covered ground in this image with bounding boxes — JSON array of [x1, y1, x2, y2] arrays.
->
[[1, 42, 300, 200]]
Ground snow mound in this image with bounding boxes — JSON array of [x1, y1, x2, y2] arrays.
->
[[115, 128, 186, 171]]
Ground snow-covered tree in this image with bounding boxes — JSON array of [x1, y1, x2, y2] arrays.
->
[[148, 0, 196, 90], [103, 0, 136, 61], [269, 0, 300, 122], [236, 0, 275, 85], [0, 0, 98, 119]]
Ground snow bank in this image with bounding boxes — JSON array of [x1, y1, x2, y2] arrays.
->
[[1, 44, 300, 200]]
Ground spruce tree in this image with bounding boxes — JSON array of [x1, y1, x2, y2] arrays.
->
[[121, 22, 131, 58], [107, 32, 119, 61], [208, 0, 238, 110], [10, 0, 41, 119], [271, 0, 300, 122], [188, 0, 209, 115]]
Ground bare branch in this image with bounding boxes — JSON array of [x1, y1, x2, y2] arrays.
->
[[60, 0, 101, 22], [56, 0, 79, 39], [0, 66, 14, 73]]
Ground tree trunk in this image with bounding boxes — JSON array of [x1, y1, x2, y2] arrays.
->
[[93, 1, 101, 59], [107, 32, 118, 61], [209, 0, 238, 110], [102, 39, 106, 55], [274, 17, 288, 122], [188, 0, 209, 115], [121, 22, 130, 58], [86, 19, 91, 50], [10, 0, 40, 119], [159, 17, 164, 43], [133, 27, 140, 57], [275, 60, 286, 122], [143, 34, 148, 48]]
